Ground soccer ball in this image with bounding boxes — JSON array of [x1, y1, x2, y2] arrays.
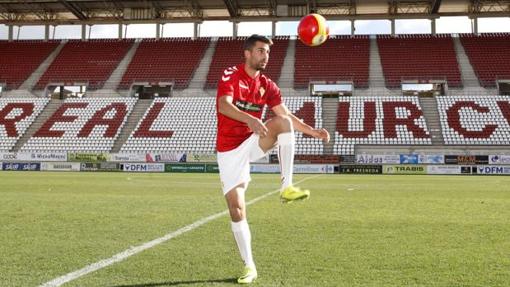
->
[[297, 13, 329, 47]]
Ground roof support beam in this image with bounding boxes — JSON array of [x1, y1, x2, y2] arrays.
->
[[470, 0, 510, 13], [389, 1, 432, 15], [8, 23, 13, 41], [431, 0, 442, 14], [58, 0, 87, 20], [223, 0, 239, 18]]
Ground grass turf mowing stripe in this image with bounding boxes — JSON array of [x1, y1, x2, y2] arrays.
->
[[39, 175, 321, 287]]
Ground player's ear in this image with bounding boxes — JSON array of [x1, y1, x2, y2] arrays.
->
[[243, 49, 251, 59]]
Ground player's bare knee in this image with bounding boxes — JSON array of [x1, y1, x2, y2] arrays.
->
[[269, 115, 292, 134], [228, 204, 245, 221]]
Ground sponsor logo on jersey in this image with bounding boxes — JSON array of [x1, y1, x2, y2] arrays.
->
[[235, 100, 262, 112]]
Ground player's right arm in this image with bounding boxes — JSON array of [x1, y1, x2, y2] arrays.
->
[[218, 95, 268, 137]]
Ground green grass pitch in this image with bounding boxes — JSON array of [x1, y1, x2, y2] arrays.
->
[[0, 171, 509, 286]]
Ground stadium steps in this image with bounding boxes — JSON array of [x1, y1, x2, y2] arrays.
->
[[86, 40, 141, 97], [418, 97, 444, 145], [102, 39, 141, 90], [362, 37, 399, 96], [321, 97, 338, 154], [110, 99, 153, 153], [85, 89, 122, 97], [278, 39, 296, 89], [186, 38, 217, 89], [368, 37, 387, 89], [177, 38, 217, 97], [452, 37, 481, 88], [1, 89, 37, 98], [10, 99, 63, 152], [19, 40, 66, 91]]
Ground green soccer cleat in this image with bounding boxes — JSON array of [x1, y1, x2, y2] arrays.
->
[[237, 266, 257, 284], [280, 186, 310, 203]]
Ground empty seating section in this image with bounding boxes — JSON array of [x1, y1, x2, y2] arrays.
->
[[0, 98, 49, 151], [294, 35, 369, 88], [263, 97, 323, 155], [334, 96, 432, 155], [205, 36, 289, 88], [437, 96, 510, 145], [377, 34, 461, 88], [20, 98, 136, 152], [120, 97, 216, 153], [5, 95, 510, 155], [35, 39, 133, 90], [0, 40, 58, 90], [119, 38, 210, 90], [460, 33, 510, 87]]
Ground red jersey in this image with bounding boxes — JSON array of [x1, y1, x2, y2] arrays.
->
[[216, 64, 282, 152]]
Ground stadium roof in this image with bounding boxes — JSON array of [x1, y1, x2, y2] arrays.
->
[[0, 0, 509, 25]]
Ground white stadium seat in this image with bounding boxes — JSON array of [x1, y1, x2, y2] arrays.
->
[[20, 97, 137, 152], [0, 98, 49, 152]]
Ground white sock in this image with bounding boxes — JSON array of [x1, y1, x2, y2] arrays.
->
[[277, 132, 295, 190], [231, 219, 255, 269]]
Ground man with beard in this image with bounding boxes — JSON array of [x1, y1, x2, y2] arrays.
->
[[215, 34, 330, 284]]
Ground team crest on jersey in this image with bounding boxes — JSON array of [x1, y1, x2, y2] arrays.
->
[[259, 87, 266, 98]]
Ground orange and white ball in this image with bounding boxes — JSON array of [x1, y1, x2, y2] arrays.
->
[[297, 13, 330, 47]]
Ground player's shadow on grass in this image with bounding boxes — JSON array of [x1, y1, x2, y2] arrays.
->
[[111, 278, 237, 286]]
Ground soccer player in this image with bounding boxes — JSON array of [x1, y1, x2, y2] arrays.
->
[[216, 34, 330, 284]]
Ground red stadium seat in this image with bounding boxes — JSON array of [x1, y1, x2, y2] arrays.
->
[[119, 38, 210, 90], [460, 33, 510, 87], [0, 40, 59, 90], [205, 36, 289, 89], [334, 96, 432, 155], [0, 98, 49, 151], [20, 98, 137, 152], [294, 35, 370, 89], [377, 34, 462, 88], [437, 95, 510, 144], [35, 39, 133, 90]]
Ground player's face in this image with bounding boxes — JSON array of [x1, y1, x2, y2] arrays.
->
[[246, 41, 270, 71]]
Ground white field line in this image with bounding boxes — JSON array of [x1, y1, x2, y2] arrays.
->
[[39, 175, 322, 287]]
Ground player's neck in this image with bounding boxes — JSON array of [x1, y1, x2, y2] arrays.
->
[[243, 64, 260, 79]]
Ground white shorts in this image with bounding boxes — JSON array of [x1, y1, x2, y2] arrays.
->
[[217, 133, 269, 195]]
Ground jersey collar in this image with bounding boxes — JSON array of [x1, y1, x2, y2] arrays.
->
[[240, 63, 261, 82]]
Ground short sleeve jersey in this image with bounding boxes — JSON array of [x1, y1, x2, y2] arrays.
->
[[216, 64, 282, 152]]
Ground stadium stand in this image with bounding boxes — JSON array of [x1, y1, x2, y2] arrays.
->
[[120, 97, 216, 153], [2, 34, 510, 157], [263, 96, 324, 155], [437, 95, 510, 145], [0, 40, 59, 90], [119, 38, 210, 90], [334, 96, 432, 155], [35, 39, 133, 90], [294, 35, 370, 89], [0, 98, 49, 151], [377, 34, 462, 88], [205, 36, 289, 89], [120, 96, 322, 155], [460, 33, 510, 87], [20, 98, 137, 152], [3, 94, 510, 156]]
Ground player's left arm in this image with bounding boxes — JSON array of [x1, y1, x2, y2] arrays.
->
[[272, 104, 330, 143]]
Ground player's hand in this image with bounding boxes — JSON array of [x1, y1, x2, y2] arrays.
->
[[310, 128, 330, 143], [247, 117, 268, 137]]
